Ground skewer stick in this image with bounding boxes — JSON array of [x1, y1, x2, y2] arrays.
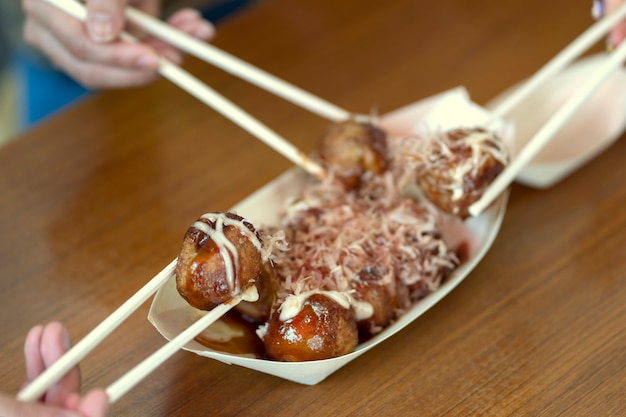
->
[[490, 2, 626, 119], [106, 286, 257, 403], [43, 0, 327, 180], [469, 37, 626, 217], [18, 260, 177, 402], [124, 6, 352, 122]]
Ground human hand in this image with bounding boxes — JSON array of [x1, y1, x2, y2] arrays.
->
[[0, 322, 108, 417], [595, 0, 626, 46], [22, 0, 215, 88]]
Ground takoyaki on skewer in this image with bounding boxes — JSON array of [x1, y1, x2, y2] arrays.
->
[[176, 212, 265, 310]]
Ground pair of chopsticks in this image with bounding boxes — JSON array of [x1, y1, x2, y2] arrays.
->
[[17, 259, 255, 404], [43, 0, 349, 180], [469, 2, 626, 216]]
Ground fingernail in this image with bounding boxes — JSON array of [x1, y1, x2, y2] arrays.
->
[[136, 54, 160, 68], [88, 12, 115, 43]]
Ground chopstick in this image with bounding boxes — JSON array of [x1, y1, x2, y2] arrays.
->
[[124, 6, 353, 123], [469, 3, 626, 217], [18, 260, 177, 402], [105, 286, 255, 403], [489, 2, 626, 120], [43, 0, 326, 180]]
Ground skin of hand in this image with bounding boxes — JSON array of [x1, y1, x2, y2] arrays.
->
[[22, 0, 215, 88], [0, 322, 109, 417], [606, 0, 626, 45]]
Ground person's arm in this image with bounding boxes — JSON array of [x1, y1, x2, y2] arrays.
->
[[0, 322, 108, 417], [22, 0, 214, 88]]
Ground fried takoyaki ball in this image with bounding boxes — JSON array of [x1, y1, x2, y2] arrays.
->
[[235, 261, 280, 323], [351, 268, 397, 337], [318, 119, 389, 188], [416, 127, 508, 218], [262, 293, 359, 362], [176, 212, 263, 311]]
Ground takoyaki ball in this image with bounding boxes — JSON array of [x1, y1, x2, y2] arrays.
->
[[176, 212, 263, 311], [235, 261, 280, 323], [416, 127, 508, 218], [318, 119, 389, 189], [351, 268, 397, 336], [263, 293, 359, 362]]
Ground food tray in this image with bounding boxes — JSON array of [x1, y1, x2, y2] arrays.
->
[[148, 87, 511, 385]]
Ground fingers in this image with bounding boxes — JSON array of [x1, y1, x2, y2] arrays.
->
[[0, 392, 82, 417], [603, 0, 626, 46], [22, 0, 216, 89], [143, 8, 216, 66], [23, 0, 161, 88], [22, 322, 82, 408], [27, 20, 160, 88], [18, 323, 109, 417], [85, 0, 128, 43], [24, 325, 46, 388], [37, 322, 81, 408], [23, 0, 160, 88], [167, 8, 216, 40], [75, 389, 109, 417]]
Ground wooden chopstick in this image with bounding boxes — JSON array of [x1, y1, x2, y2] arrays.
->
[[42, 0, 326, 180], [490, 2, 626, 119], [106, 287, 255, 403], [469, 4, 626, 217], [156, 58, 327, 178], [18, 260, 177, 402], [125, 6, 353, 123]]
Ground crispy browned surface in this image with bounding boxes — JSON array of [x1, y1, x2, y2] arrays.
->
[[416, 128, 506, 218], [263, 294, 359, 362], [3, 0, 626, 415], [176, 217, 262, 310], [318, 120, 388, 187]]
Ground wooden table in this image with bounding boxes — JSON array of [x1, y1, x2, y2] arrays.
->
[[2, 0, 626, 415]]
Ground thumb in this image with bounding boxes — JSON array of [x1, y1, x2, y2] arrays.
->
[[85, 0, 128, 43]]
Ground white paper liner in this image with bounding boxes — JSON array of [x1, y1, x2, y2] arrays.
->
[[148, 87, 510, 385]]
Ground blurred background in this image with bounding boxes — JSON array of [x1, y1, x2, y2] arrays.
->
[[0, 0, 254, 147]]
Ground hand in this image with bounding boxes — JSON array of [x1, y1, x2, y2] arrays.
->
[[22, 0, 215, 89], [605, 0, 626, 46], [0, 322, 108, 417]]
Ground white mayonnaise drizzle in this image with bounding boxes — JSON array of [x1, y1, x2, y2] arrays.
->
[[278, 290, 352, 321], [192, 213, 261, 295], [350, 299, 374, 321], [435, 129, 508, 204]]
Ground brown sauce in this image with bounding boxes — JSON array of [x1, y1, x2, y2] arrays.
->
[[194, 311, 266, 358]]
